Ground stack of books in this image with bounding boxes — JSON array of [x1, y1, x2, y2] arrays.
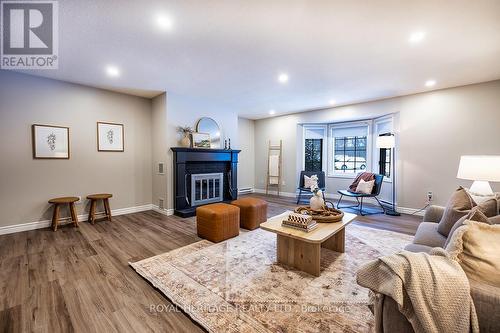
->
[[282, 212, 318, 232]]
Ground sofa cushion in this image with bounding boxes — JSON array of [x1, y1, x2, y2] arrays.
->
[[382, 296, 415, 333], [489, 215, 500, 225], [437, 187, 476, 237], [423, 205, 446, 223], [413, 222, 447, 248], [469, 279, 500, 333], [446, 220, 500, 287], [403, 243, 433, 253], [444, 208, 490, 248]]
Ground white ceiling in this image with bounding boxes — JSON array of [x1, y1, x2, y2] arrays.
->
[[21, 0, 500, 119]]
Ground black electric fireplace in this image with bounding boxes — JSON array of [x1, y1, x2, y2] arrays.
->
[[171, 148, 241, 217]]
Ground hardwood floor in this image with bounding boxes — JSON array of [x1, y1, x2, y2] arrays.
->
[[0, 195, 421, 332]]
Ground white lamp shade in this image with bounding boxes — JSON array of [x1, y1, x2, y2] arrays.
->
[[457, 155, 500, 182], [376, 135, 395, 149]]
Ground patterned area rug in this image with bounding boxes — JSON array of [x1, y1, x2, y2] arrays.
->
[[131, 215, 413, 333]]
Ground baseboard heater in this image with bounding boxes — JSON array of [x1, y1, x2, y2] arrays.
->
[[238, 187, 254, 194]]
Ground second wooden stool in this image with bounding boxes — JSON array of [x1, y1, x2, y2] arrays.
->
[[48, 197, 79, 231], [87, 193, 113, 224]]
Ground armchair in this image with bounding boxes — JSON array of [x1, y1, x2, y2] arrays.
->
[[296, 171, 326, 204], [337, 174, 386, 216]]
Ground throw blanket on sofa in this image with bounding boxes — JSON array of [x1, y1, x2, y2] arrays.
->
[[357, 248, 478, 333]]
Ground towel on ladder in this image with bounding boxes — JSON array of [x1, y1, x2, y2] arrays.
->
[[269, 155, 280, 184]]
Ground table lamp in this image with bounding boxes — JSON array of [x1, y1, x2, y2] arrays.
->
[[376, 134, 399, 216], [457, 155, 500, 195]]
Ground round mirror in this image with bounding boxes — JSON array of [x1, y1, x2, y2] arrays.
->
[[196, 117, 222, 148]]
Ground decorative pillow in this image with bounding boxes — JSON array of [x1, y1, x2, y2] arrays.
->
[[446, 220, 500, 287], [475, 197, 499, 217], [304, 175, 317, 189], [356, 179, 375, 194], [437, 187, 476, 237], [349, 172, 375, 192], [465, 188, 499, 205], [444, 208, 489, 248]]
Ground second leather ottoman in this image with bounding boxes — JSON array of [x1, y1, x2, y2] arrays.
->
[[231, 197, 268, 230]]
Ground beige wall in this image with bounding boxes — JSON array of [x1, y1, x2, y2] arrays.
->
[[237, 117, 255, 190], [164, 92, 239, 209], [254, 80, 500, 209], [151, 93, 168, 210], [0, 71, 153, 228]]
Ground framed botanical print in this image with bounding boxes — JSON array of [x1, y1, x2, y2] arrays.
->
[[192, 132, 211, 148], [97, 122, 124, 152], [32, 124, 70, 159]]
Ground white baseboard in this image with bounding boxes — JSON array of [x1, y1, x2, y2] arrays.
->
[[0, 204, 154, 236], [395, 207, 425, 216], [253, 188, 296, 197], [151, 205, 174, 216]]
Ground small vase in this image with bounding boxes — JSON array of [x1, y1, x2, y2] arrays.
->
[[310, 193, 324, 210], [180, 134, 191, 148]]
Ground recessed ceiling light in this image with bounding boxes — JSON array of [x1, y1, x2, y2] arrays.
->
[[278, 73, 289, 84], [105, 65, 120, 78], [425, 79, 436, 87], [328, 99, 336, 105], [156, 13, 174, 31], [269, 109, 276, 115], [409, 31, 426, 44]]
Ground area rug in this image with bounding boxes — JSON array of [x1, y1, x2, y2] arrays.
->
[[130, 213, 413, 333]]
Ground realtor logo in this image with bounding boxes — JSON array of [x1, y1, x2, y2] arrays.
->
[[1, 0, 58, 69]]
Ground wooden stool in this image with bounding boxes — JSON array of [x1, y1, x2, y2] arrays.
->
[[87, 193, 113, 224], [196, 203, 240, 242], [231, 197, 268, 230], [48, 197, 79, 231]]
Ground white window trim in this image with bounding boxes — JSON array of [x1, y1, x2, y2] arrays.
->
[[373, 115, 394, 183], [327, 120, 372, 179], [302, 124, 328, 172]]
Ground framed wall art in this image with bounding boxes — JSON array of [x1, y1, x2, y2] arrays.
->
[[191, 132, 211, 148], [32, 124, 70, 159], [97, 122, 124, 152]]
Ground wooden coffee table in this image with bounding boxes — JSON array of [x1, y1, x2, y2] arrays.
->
[[260, 211, 357, 276]]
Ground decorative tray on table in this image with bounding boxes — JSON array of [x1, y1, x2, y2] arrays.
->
[[294, 205, 344, 223]]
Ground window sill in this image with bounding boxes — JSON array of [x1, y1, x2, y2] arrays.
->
[[327, 174, 393, 182], [327, 174, 357, 179]]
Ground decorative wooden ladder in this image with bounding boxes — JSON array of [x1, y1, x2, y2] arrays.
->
[[266, 140, 283, 196]]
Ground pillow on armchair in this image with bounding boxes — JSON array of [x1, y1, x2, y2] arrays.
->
[[303, 175, 317, 189], [437, 187, 476, 237], [349, 172, 375, 192], [355, 179, 375, 194]]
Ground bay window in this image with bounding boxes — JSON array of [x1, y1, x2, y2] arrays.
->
[[301, 116, 394, 179]]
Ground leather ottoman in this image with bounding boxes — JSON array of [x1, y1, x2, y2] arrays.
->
[[231, 197, 268, 230], [196, 203, 240, 242]]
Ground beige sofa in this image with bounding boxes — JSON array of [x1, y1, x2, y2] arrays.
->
[[374, 205, 500, 333]]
